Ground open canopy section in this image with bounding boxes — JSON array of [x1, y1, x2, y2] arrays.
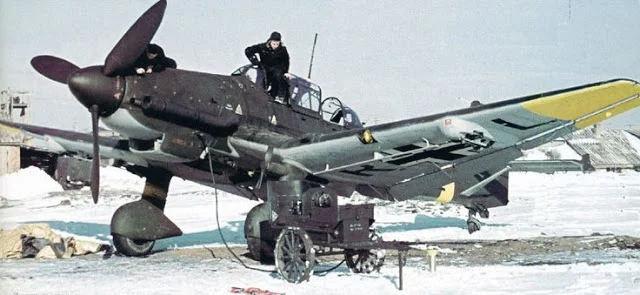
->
[[232, 65, 362, 128]]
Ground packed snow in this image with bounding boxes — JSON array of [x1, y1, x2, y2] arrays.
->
[[1, 166, 639, 294], [518, 140, 581, 161]]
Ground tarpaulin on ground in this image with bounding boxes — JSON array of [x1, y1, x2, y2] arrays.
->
[[0, 223, 110, 259]]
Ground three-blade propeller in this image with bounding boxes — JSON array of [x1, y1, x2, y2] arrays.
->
[[29, 0, 168, 203]]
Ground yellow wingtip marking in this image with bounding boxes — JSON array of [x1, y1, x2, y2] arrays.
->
[[522, 80, 640, 127], [436, 182, 455, 203], [574, 98, 640, 128]]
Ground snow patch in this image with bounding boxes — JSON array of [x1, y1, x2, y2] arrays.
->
[[0, 166, 62, 200], [519, 140, 581, 160]]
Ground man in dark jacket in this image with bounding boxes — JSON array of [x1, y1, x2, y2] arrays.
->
[[133, 43, 177, 75], [245, 32, 291, 102]]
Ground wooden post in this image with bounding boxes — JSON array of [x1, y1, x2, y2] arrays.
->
[[398, 250, 404, 290], [0, 146, 20, 175], [426, 248, 439, 272]]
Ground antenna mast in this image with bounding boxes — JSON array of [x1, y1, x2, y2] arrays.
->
[[307, 33, 318, 79]]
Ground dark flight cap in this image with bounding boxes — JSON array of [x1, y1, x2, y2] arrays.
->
[[147, 44, 161, 54], [269, 32, 281, 41]]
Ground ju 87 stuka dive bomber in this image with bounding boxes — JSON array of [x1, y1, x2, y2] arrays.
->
[[5, 0, 640, 284]]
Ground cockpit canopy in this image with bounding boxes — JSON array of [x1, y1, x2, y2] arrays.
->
[[231, 65, 362, 128]]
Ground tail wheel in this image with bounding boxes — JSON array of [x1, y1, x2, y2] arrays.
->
[[112, 234, 155, 257], [274, 228, 315, 283]]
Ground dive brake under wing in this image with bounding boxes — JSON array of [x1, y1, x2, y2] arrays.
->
[[278, 79, 640, 208]]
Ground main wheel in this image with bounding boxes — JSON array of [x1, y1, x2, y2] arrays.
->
[[112, 234, 155, 257], [274, 228, 315, 283], [244, 203, 279, 263]]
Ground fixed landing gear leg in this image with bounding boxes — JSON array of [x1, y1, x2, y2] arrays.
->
[[111, 169, 181, 256], [476, 205, 489, 219], [139, 169, 174, 210]]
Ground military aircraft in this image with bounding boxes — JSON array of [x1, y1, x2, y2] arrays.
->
[[4, 0, 640, 277]]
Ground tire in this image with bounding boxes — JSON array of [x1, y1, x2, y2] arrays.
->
[[112, 234, 155, 257], [244, 203, 279, 263]]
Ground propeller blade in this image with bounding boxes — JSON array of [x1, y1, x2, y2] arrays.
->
[[30, 55, 80, 84], [103, 0, 167, 76], [90, 105, 100, 204]]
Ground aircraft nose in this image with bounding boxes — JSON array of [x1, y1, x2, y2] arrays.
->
[[68, 66, 124, 116]]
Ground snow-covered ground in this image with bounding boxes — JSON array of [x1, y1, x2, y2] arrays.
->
[[1, 167, 639, 294]]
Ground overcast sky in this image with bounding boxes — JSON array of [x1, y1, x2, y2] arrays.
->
[[1, 0, 639, 131]]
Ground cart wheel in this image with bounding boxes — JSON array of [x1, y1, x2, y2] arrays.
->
[[274, 228, 315, 283], [344, 249, 385, 273]]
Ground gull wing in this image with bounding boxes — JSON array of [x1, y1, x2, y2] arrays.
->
[[278, 79, 640, 207]]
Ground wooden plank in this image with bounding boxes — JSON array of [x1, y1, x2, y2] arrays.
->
[[0, 146, 20, 175]]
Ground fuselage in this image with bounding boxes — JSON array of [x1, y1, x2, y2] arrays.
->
[[98, 68, 358, 192]]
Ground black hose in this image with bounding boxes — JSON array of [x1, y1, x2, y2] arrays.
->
[[314, 259, 346, 275], [207, 150, 274, 273], [207, 148, 346, 276]]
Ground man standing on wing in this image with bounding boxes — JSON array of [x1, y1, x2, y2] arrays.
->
[[245, 32, 292, 103]]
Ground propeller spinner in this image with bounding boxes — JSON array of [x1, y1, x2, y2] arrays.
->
[[29, 0, 168, 203]]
